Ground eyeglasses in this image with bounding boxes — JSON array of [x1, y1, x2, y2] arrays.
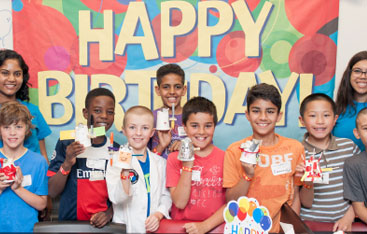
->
[[352, 69, 367, 77]]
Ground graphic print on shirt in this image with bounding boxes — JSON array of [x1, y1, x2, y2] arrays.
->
[[190, 165, 223, 209]]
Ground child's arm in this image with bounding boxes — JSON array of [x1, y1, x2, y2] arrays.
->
[[352, 202, 367, 223], [48, 141, 85, 197], [145, 211, 164, 232], [225, 162, 255, 202], [155, 130, 172, 154], [169, 140, 182, 152], [169, 161, 194, 209], [0, 172, 11, 194], [296, 162, 314, 208], [11, 167, 47, 211], [291, 185, 301, 214], [90, 206, 113, 228], [106, 166, 131, 205], [39, 139, 49, 164], [333, 205, 355, 232], [299, 184, 314, 208], [183, 205, 225, 234]]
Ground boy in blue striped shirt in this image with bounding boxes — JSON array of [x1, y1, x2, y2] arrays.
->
[[299, 93, 359, 232]]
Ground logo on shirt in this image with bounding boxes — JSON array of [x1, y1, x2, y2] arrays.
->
[[129, 169, 139, 184], [51, 150, 57, 161]]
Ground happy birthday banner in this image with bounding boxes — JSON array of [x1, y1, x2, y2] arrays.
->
[[12, 0, 339, 151]]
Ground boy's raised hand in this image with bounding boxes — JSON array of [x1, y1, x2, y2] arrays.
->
[[240, 162, 256, 179], [157, 130, 172, 150], [64, 141, 85, 167], [0, 172, 11, 194], [169, 140, 182, 152], [295, 162, 305, 177], [11, 167, 23, 191]]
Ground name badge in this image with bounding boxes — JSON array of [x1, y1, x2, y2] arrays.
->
[[178, 126, 187, 137], [319, 172, 329, 184], [21, 175, 32, 187], [86, 159, 106, 170], [89, 170, 105, 181], [192, 170, 201, 182], [271, 161, 292, 176]]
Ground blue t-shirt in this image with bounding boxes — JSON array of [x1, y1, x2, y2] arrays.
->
[[0, 100, 51, 154], [333, 102, 367, 151], [0, 149, 48, 232], [138, 152, 151, 217], [47, 137, 119, 220]]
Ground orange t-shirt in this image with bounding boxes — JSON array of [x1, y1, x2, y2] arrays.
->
[[223, 134, 304, 233]]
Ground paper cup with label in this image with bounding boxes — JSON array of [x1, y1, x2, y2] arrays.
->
[[177, 137, 195, 161], [0, 159, 16, 183], [75, 123, 91, 147], [156, 108, 170, 131], [113, 144, 133, 169], [240, 139, 261, 165]]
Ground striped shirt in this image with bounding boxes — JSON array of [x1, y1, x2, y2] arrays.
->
[[300, 134, 360, 222]]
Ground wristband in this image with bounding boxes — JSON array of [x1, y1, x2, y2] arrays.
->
[[152, 148, 161, 156], [242, 172, 253, 182], [182, 166, 192, 172], [121, 174, 129, 180], [303, 183, 313, 189], [60, 165, 70, 175]]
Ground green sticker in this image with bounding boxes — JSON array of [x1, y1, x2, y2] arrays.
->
[[93, 126, 106, 137]]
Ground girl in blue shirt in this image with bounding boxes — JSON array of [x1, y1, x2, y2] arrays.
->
[[0, 49, 51, 161], [334, 51, 367, 151]]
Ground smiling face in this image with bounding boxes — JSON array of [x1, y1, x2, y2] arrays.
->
[[184, 112, 215, 156], [0, 59, 23, 103], [155, 73, 186, 114], [246, 99, 282, 140], [300, 100, 337, 145], [122, 112, 155, 154], [0, 121, 27, 152], [351, 59, 367, 102], [354, 112, 367, 148], [83, 95, 115, 134]]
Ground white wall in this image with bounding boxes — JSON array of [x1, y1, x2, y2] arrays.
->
[[335, 0, 367, 97], [0, 0, 12, 49]]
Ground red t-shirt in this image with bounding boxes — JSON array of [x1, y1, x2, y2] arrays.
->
[[166, 146, 226, 221]]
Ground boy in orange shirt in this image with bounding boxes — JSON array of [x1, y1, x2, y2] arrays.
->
[[223, 83, 304, 233]]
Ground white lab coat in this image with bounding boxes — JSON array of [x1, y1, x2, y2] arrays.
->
[[106, 150, 172, 233]]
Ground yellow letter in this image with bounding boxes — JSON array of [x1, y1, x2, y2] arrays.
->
[[231, 0, 273, 57], [79, 10, 113, 66], [115, 2, 158, 60], [74, 74, 89, 126], [190, 73, 226, 121], [198, 1, 233, 57], [298, 73, 314, 126], [161, 1, 196, 57], [74, 74, 126, 130], [223, 73, 257, 124], [38, 71, 73, 125], [124, 70, 156, 109], [258, 71, 299, 125]]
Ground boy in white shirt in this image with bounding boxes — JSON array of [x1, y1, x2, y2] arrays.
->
[[106, 106, 171, 233]]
